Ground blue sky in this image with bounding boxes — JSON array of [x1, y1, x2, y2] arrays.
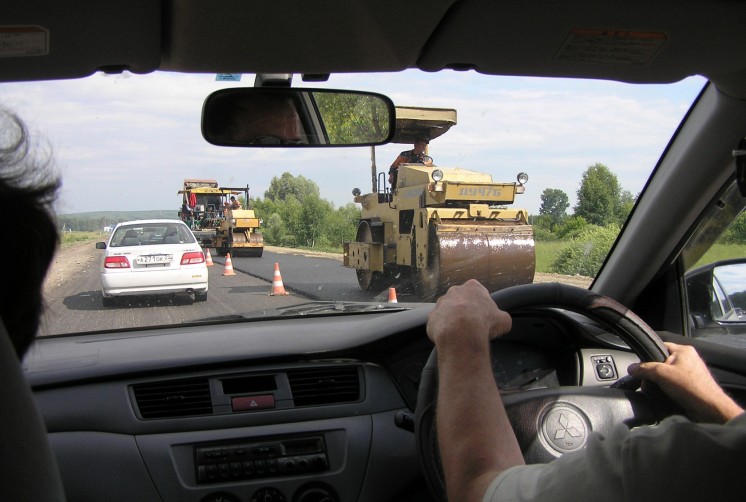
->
[[0, 70, 705, 216]]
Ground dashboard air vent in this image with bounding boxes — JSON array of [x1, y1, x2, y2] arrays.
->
[[132, 377, 212, 419], [287, 366, 360, 407]]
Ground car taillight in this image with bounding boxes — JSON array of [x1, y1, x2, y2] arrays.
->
[[181, 251, 205, 265], [104, 256, 131, 269]]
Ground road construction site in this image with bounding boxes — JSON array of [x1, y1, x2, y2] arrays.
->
[[41, 240, 591, 337]]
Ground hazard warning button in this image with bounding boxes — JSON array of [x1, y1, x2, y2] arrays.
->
[[232, 395, 275, 412]]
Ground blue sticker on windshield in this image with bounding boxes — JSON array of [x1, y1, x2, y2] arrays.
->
[[216, 74, 242, 81]]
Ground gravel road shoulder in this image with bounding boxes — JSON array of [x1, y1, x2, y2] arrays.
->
[[44, 240, 100, 299]]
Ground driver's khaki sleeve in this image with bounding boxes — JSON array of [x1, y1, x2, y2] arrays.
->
[[483, 414, 746, 502], [482, 425, 626, 502]]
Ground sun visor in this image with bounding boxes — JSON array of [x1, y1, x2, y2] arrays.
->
[[0, 0, 161, 82]]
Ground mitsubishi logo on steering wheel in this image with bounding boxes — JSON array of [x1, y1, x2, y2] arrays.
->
[[540, 404, 589, 455]]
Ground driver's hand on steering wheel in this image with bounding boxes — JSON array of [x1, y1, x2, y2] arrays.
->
[[426, 279, 512, 351], [628, 342, 744, 424]]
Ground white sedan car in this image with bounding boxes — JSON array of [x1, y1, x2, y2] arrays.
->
[[96, 220, 208, 306]]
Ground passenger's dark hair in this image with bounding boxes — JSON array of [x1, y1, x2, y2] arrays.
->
[[0, 110, 60, 357]]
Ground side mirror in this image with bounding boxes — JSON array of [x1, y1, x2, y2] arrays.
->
[[95, 242, 107, 249], [686, 259, 746, 333], [201, 88, 395, 147]]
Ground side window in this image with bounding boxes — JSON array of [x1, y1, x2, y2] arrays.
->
[[683, 182, 746, 345]]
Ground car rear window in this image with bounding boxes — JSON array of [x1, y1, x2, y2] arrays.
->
[[110, 224, 196, 247]]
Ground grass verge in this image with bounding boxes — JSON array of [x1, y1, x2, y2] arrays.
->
[[60, 231, 106, 248]]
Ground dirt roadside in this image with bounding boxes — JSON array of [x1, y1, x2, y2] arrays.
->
[[44, 242, 591, 297], [44, 240, 101, 298]]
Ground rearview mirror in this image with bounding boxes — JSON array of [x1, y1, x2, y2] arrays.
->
[[202, 88, 395, 147]]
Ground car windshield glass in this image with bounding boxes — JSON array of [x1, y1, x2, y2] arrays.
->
[[0, 70, 705, 337]]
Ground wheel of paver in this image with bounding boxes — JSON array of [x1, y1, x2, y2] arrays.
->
[[355, 221, 389, 291]]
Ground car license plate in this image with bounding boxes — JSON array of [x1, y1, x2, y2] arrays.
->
[[137, 254, 173, 264]]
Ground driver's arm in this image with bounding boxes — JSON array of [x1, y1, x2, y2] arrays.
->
[[629, 342, 744, 423], [426, 279, 525, 502]]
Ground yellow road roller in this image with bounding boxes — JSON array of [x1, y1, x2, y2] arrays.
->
[[343, 106, 535, 300]]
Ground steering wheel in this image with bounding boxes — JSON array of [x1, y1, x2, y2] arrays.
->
[[414, 282, 671, 501]]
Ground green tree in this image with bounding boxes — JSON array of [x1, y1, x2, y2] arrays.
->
[[530, 214, 558, 241], [297, 194, 332, 247], [721, 211, 746, 244], [574, 163, 622, 226], [255, 173, 360, 250], [555, 215, 589, 239], [325, 204, 362, 246], [314, 92, 391, 144], [539, 188, 569, 226], [617, 189, 637, 224], [264, 172, 320, 203]]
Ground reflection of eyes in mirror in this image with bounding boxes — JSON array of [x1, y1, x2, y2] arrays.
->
[[229, 94, 305, 145], [251, 136, 304, 146]]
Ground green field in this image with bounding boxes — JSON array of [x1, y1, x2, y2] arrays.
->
[[60, 231, 106, 248], [693, 243, 746, 269], [535, 240, 564, 274]]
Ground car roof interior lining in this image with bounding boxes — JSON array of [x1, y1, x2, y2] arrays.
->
[[4, 1, 746, 99]]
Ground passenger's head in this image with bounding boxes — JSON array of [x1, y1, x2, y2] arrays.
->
[[0, 110, 60, 357]]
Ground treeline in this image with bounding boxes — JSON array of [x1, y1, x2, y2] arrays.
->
[[531, 162, 634, 277], [534, 162, 746, 276], [56, 210, 177, 231], [251, 172, 360, 249]]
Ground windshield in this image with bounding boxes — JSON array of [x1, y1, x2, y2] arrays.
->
[[0, 70, 705, 337]]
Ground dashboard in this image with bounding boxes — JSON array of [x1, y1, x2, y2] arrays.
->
[[24, 306, 638, 502]]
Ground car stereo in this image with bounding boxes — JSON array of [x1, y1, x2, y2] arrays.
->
[[194, 435, 328, 484]]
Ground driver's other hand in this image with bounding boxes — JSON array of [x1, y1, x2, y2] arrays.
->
[[628, 342, 744, 424], [426, 279, 512, 350]]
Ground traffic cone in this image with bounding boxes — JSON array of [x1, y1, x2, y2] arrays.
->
[[388, 287, 398, 303], [204, 248, 214, 267], [222, 253, 236, 276], [269, 262, 289, 296]]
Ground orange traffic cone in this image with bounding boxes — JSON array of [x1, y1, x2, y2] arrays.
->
[[269, 262, 289, 296], [388, 287, 398, 303], [204, 248, 214, 267], [222, 253, 236, 276]]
